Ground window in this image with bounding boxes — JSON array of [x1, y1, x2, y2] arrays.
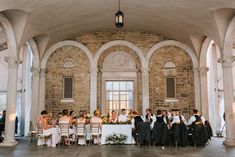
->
[[166, 77, 176, 98], [105, 81, 134, 114], [64, 77, 73, 98]]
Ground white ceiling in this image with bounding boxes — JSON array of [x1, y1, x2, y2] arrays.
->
[[1, 0, 235, 54]]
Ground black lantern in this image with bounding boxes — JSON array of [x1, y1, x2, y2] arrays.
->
[[115, 0, 124, 27]]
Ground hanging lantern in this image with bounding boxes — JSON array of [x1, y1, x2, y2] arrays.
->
[[115, 0, 124, 28]]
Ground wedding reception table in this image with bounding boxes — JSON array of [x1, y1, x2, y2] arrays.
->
[[101, 124, 134, 145]]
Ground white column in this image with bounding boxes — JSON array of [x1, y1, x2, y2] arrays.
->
[[141, 67, 149, 115], [193, 68, 203, 117], [38, 68, 46, 115], [222, 56, 235, 146], [1, 57, 18, 146], [31, 67, 40, 123], [199, 67, 209, 120], [90, 68, 98, 115]]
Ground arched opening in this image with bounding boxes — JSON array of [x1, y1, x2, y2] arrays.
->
[[206, 40, 225, 136]]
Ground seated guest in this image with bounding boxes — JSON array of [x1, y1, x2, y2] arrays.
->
[[152, 110, 168, 149], [162, 110, 170, 125], [69, 110, 77, 125], [76, 111, 86, 145], [118, 108, 128, 123], [38, 110, 60, 147], [109, 110, 118, 123], [169, 109, 188, 147], [145, 108, 156, 129], [0, 110, 6, 142], [156, 110, 164, 122], [131, 111, 144, 142], [188, 109, 205, 126], [59, 109, 74, 145], [90, 110, 102, 144], [170, 109, 187, 127]]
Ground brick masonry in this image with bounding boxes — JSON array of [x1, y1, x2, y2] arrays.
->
[[45, 31, 194, 118]]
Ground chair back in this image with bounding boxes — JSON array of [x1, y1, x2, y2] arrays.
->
[[59, 121, 70, 137], [76, 122, 85, 134], [90, 122, 100, 134], [36, 122, 43, 135]]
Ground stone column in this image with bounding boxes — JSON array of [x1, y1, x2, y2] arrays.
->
[[199, 67, 209, 120], [31, 67, 40, 124], [141, 67, 149, 115], [38, 68, 46, 115], [90, 68, 98, 115], [1, 57, 18, 146], [193, 68, 203, 117], [222, 56, 235, 146]]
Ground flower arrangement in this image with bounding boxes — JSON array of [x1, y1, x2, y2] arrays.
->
[[105, 133, 128, 144]]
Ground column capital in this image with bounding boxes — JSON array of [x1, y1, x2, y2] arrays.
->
[[39, 68, 46, 78], [32, 67, 40, 75], [141, 67, 150, 77], [199, 67, 209, 76], [222, 56, 233, 68], [4, 57, 18, 69]]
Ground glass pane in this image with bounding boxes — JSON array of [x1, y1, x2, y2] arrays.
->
[[106, 92, 112, 100], [120, 93, 127, 100], [166, 78, 175, 98], [64, 77, 73, 98], [120, 101, 127, 109], [108, 101, 112, 110], [120, 82, 126, 90], [127, 101, 133, 109], [106, 82, 112, 90], [113, 101, 119, 109], [127, 92, 133, 100], [113, 82, 119, 90], [113, 92, 119, 100], [127, 82, 133, 90]]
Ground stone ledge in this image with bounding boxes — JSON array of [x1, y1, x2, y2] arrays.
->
[[164, 99, 179, 103], [60, 99, 75, 103]]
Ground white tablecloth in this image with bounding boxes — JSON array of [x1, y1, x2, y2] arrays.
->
[[101, 124, 134, 145]]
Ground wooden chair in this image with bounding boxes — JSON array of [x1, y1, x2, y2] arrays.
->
[[75, 122, 86, 146], [89, 123, 102, 145], [58, 121, 73, 146], [28, 121, 37, 143], [36, 122, 52, 147]]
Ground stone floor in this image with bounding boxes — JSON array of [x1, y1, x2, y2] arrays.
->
[[0, 137, 235, 157]]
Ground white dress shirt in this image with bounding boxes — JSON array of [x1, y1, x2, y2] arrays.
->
[[188, 114, 205, 125], [118, 114, 128, 122], [171, 115, 186, 124]]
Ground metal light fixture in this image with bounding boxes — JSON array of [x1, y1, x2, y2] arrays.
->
[[115, 0, 124, 28]]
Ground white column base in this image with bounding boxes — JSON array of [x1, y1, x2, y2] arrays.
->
[[0, 140, 18, 147], [223, 139, 235, 147]]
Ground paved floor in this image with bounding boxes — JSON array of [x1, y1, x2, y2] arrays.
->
[[0, 137, 235, 157]]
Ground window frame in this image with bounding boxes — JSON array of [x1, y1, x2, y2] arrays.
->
[[63, 76, 74, 99], [165, 77, 176, 99]]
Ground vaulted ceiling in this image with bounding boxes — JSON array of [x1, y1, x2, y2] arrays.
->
[[1, 0, 235, 56]]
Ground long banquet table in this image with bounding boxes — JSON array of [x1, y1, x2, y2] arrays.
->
[[101, 124, 135, 145]]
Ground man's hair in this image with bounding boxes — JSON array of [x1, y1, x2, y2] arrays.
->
[[41, 110, 48, 115], [157, 110, 162, 115], [121, 108, 126, 112], [62, 109, 68, 116], [193, 109, 198, 114]]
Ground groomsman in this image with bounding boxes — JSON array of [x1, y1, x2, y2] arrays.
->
[[118, 109, 128, 123]]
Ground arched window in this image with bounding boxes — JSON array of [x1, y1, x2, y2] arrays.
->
[[164, 62, 176, 99]]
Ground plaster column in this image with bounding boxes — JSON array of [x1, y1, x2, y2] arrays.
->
[[199, 67, 209, 120], [38, 68, 46, 115], [141, 67, 149, 115], [90, 68, 98, 114], [222, 56, 235, 146], [1, 57, 18, 146], [31, 67, 40, 124], [193, 68, 203, 117]]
